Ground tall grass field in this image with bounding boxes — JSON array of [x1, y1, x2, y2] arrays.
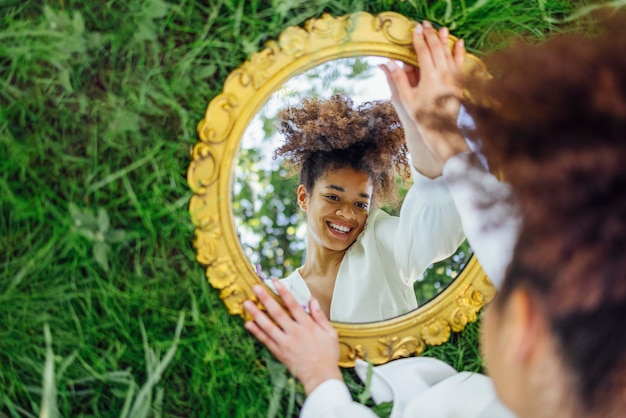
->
[[1, 0, 617, 416]]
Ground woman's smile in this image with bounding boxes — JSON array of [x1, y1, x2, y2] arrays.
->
[[326, 221, 354, 237]]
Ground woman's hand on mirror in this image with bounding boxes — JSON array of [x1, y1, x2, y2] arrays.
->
[[244, 280, 342, 395], [381, 62, 444, 179], [385, 21, 470, 164]]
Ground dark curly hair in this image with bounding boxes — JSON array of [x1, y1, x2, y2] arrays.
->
[[463, 14, 626, 416], [274, 94, 410, 208]]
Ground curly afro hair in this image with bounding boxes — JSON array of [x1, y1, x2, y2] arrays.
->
[[274, 94, 409, 207]]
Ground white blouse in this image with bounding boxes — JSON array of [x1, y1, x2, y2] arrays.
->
[[299, 152, 522, 418], [280, 164, 466, 323]]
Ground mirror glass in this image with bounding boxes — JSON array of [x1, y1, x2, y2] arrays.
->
[[232, 56, 472, 322]]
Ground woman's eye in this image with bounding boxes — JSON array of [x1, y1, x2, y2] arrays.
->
[[325, 195, 339, 201], [356, 202, 369, 209]]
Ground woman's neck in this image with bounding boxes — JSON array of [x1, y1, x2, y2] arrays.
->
[[298, 238, 346, 317], [300, 234, 345, 277]]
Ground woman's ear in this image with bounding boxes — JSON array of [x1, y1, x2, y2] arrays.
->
[[504, 288, 548, 365], [297, 184, 308, 211]]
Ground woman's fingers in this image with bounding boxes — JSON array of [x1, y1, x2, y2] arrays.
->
[[272, 279, 312, 323], [244, 316, 281, 356], [244, 282, 343, 395], [414, 21, 461, 76], [252, 283, 298, 332], [385, 60, 415, 110], [244, 299, 286, 347], [422, 21, 448, 70], [439, 26, 457, 73], [379, 63, 400, 100], [403, 64, 420, 87], [454, 38, 466, 71], [309, 297, 337, 337], [412, 23, 434, 72]]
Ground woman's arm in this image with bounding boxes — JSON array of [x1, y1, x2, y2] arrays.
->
[[376, 167, 464, 287]]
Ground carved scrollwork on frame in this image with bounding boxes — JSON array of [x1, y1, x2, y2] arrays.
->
[[188, 144, 219, 194], [188, 11, 494, 368], [375, 12, 414, 46], [378, 336, 426, 362], [198, 94, 239, 144], [306, 13, 352, 42], [278, 26, 310, 58]]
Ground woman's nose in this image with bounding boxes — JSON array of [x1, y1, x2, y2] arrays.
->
[[337, 205, 356, 219]]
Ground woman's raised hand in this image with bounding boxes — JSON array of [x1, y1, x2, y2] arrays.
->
[[243, 280, 342, 395], [384, 21, 469, 165], [381, 62, 445, 179]]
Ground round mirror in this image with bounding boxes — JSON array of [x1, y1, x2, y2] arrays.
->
[[188, 11, 495, 366]]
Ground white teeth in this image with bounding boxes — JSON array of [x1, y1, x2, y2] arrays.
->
[[329, 222, 351, 233]]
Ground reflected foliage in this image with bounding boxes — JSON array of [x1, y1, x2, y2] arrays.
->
[[415, 240, 473, 306], [233, 146, 304, 278]]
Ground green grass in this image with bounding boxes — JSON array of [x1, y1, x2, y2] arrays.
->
[[0, 0, 608, 416]]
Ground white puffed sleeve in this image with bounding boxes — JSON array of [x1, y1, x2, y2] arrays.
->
[[375, 166, 466, 287], [300, 359, 515, 418], [300, 380, 378, 418], [442, 153, 521, 289]]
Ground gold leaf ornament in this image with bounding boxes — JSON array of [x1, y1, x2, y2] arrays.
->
[[306, 13, 351, 41], [207, 257, 237, 289], [193, 228, 220, 265], [188, 143, 219, 193], [422, 318, 452, 346], [197, 94, 238, 144], [220, 284, 252, 317], [278, 26, 309, 57], [378, 336, 424, 361], [375, 12, 414, 46]]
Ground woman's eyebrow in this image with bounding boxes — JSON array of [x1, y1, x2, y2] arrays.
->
[[325, 184, 345, 192], [324, 185, 370, 199]]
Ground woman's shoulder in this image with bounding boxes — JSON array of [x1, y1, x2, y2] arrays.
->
[[278, 269, 311, 307], [356, 207, 397, 245]]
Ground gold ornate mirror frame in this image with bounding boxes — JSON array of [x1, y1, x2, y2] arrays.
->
[[187, 11, 495, 367]]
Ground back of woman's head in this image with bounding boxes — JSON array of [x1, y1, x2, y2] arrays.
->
[[465, 14, 626, 415], [275, 94, 409, 207]]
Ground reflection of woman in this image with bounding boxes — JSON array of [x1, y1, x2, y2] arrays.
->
[[273, 94, 465, 322], [245, 16, 626, 418]]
